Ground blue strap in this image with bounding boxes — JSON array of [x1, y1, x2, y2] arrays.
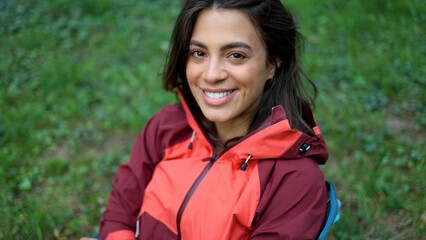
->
[[317, 181, 340, 240]]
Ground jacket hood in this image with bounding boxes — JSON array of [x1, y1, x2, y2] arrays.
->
[[178, 90, 328, 165]]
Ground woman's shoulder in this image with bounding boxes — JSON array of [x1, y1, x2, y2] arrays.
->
[[154, 103, 185, 117], [258, 157, 325, 191], [149, 103, 186, 125], [142, 103, 192, 147]]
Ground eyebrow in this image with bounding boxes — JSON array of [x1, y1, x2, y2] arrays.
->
[[189, 40, 252, 51]]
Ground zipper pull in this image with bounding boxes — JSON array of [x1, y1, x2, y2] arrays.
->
[[211, 153, 217, 163], [188, 131, 196, 149], [135, 217, 141, 240], [240, 154, 252, 171]]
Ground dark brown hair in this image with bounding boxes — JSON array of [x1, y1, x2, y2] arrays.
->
[[163, 0, 317, 146]]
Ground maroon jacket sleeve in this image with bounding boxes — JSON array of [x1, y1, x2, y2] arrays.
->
[[250, 159, 328, 240], [99, 111, 165, 240]]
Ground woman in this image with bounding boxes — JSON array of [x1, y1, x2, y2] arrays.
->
[[95, 0, 328, 239]]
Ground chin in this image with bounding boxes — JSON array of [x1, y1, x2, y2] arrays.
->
[[201, 110, 233, 123], [204, 114, 229, 123]]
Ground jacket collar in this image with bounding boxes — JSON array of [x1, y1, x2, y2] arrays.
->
[[178, 90, 328, 165]]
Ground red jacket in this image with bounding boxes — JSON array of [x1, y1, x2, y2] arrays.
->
[[100, 92, 328, 240]]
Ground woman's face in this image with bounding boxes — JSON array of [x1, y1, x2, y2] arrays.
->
[[186, 8, 275, 127]]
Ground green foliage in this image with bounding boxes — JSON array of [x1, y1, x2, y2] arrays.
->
[[1, 0, 178, 238], [286, 0, 425, 238], [1, 0, 424, 239]]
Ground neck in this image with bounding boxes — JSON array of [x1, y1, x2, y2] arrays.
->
[[214, 119, 250, 153]]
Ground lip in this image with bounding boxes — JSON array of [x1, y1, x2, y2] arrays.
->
[[200, 88, 237, 106]]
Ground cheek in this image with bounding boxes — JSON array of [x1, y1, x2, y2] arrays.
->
[[234, 64, 268, 88], [186, 62, 199, 84]]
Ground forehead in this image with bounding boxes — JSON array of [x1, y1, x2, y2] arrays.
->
[[191, 8, 264, 48]]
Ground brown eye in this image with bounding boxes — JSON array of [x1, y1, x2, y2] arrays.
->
[[229, 52, 246, 60], [191, 50, 205, 58]]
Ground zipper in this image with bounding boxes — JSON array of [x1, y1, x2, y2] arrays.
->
[[176, 153, 217, 240], [135, 217, 141, 240]]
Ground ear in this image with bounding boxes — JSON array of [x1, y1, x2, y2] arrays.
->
[[267, 58, 282, 79]]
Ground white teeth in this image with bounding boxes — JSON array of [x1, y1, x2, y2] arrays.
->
[[204, 90, 233, 99]]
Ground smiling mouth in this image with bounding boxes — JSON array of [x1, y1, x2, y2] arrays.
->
[[204, 90, 234, 99]]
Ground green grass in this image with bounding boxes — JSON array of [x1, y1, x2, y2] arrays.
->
[[1, 0, 424, 239]]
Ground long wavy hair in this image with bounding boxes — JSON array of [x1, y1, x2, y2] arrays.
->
[[163, 0, 317, 146]]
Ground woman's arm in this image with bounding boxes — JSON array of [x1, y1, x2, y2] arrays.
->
[[99, 113, 164, 240], [250, 159, 328, 240]]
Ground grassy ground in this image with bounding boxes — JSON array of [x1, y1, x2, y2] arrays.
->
[[1, 0, 424, 239]]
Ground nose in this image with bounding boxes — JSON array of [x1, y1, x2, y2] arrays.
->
[[202, 57, 228, 83]]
